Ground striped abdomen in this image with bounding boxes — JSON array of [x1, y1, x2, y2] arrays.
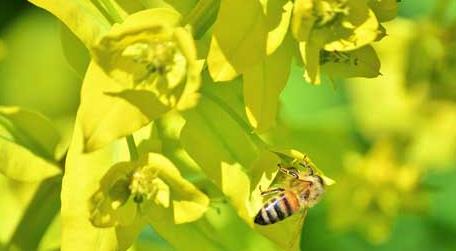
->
[[254, 191, 300, 225]]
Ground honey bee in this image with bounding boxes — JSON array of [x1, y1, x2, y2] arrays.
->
[[254, 161, 325, 225]]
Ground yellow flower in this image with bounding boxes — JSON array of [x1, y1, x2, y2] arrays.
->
[[92, 8, 201, 108], [327, 141, 425, 244], [89, 153, 209, 228], [292, 0, 382, 83]]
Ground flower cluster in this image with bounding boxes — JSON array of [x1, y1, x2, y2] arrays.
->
[[327, 142, 425, 244], [328, 17, 456, 244], [23, 0, 400, 250], [89, 153, 208, 228], [292, 0, 397, 83]]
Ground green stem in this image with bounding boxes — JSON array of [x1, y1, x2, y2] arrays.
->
[[126, 134, 139, 161], [138, 0, 155, 8], [7, 176, 61, 251], [183, 0, 221, 39], [200, 89, 270, 151], [97, 0, 123, 24]]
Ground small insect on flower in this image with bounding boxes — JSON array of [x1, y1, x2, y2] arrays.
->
[[254, 160, 325, 225]]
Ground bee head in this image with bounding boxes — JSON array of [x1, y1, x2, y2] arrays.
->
[[298, 158, 328, 187], [303, 175, 325, 207], [298, 157, 316, 175]]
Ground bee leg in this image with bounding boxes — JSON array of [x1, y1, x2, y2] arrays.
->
[[259, 186, 285, 197], [278, 164, 291, 175], [278, 164, 299, 179]]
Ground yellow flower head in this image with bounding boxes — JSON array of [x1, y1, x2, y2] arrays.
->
[[327, 141, 425, 244], [89, 153, 209, 228], [92, 8, 201, 107]]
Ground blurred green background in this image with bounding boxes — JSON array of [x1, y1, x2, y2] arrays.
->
[[1, 0, 455, 251]]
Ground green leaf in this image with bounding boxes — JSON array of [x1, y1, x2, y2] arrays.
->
[[0, 140, 61, 182], [60, 22, 90, 78], [183, 0, 221, 39], [300, 43, 381, 84], [78, 62, 170, 152], [0, 107, 61, 181], [28, 0, 111, 48], [144, 201, 282, 251], [154, 112, 203, 179], [0, 106, 60, 159], [368, 0, 399, 22], [264, 0, 293, 55], [299, 40, 322, 84], [6, 176, 61, 251], [255, 212, 307, 251], [114, 0, 145, 15], [243, 35, 293, 132], [207, 0, 267, 81], [181, 81, 261, 219], [320, 45, 381, 79], [181, 85, 259, 178]]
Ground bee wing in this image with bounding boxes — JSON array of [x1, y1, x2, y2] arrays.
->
[[259, 186, 285, 202], [288, 209, 308, 250]]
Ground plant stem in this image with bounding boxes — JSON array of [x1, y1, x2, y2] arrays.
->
[[138, 0, 155, 8], [183, 0, 221, 39], [126, 134, 139, 161], [97, 0, 123, 24], [7, 176, 61, 251]]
